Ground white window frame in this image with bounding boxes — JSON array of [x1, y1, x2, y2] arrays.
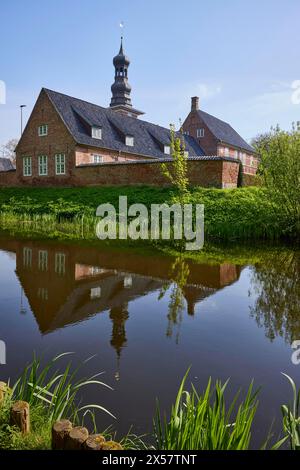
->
[[55, 252, 66, 275], [92, 154, 103, 164], [38, 155, 48, 176], [164, 145, 171, 155], [55, 153, 66, 175], [196, 128, 205, 138], [38, 250, 48, 271], [224, 147, 230, 156], [23, 247, 32, 268], [125, 135, 134, 146], [91, 127, 102, 139], [38, 124, 48, 136], [23, 156, 32, 176]]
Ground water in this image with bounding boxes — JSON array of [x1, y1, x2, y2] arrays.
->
[[0, 234, 299, 446]]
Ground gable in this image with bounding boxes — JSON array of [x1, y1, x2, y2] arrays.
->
[[198, 110, 255, 153], [15, 89, 75, 155]]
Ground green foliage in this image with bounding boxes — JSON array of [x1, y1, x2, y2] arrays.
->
[[160, 125, 190, 204], [0, 185, 294, 242], [258, 124, 300, 236], [154, 370, 259, 450], [0, 390, 51, 450], [281, 374, 300, 450], [12, 352, 114, 424]]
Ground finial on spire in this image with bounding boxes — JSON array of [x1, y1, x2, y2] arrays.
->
[[119, 36, 124, 54]]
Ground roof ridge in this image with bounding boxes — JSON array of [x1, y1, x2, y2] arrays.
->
[[43, 88, 176, 133]]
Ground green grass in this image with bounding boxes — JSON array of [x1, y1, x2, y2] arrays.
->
[[154, 370, 259, 450], [0, 185, 294, 242]]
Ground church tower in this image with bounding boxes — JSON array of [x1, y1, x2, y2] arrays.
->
[[110, 37, 144, 118]]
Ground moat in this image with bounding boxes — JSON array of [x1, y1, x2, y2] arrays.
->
[[0, 234, 299, 446]]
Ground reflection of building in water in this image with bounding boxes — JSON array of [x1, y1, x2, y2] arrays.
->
[[0, 238, 242, 365]]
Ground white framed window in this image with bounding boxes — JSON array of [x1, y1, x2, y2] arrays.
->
[[38, 250, 48, 271], [125, 135, 134, 146], [196, 128, 205, 138], [91, 126, 102, 139], [93, 154, 103, 164], [23, 247, 32, 268], [38, 155, 48, 176], [224, 147, 229, 156], [55, 153, 66, 175], [55, 253, 66, 275], [164, 145, 170, 155], [23, 156, 32, 176], [38, 124, 48, 136], [124, 276, 132, 288], [38, 287, 48, 300], [90, 287, 101, 299]]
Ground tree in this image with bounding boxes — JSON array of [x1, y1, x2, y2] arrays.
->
[[1, 138, 19, 164], [258, 124, 300, 236], [161, 125, 190, 204]]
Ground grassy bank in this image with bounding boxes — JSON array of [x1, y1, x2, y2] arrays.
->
[[1, 354, 299, 450], [0, 185, 294, 243]]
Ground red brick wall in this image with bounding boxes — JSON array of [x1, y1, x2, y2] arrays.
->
[[15, 89, 76, 186], [183, 110, 218, 155], [75, 146, 149, 165], [0, 170, 18, 187], [0, 159, 239, 189], [183, 110, 258, 175], [72, 159, 239, 189]]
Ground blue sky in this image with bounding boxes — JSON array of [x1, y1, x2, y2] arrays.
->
[[0, 0, 300, 147]]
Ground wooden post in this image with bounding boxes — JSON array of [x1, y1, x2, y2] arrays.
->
[[52, 419, 73, 450], [84, 434, 106, 450], [65, 426, 89, 450], [101, 441, 123, 450], [10, 401, 30, 434]]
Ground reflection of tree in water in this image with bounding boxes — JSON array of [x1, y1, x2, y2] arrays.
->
[[250, 251, 300, 343], [159, 256, 190, 342]]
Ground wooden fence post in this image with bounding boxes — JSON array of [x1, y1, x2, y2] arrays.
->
[[101, 441, 123, 450], [83, 434, 106, 450], [52, 419, 73, 450], [65, 426, 89, 450], [10, 400, 30, 434]]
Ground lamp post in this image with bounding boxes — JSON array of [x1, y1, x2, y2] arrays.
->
[[20, 104, 26, 136]]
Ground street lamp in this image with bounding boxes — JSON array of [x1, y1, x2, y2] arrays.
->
[[20, 104, 27, 136]]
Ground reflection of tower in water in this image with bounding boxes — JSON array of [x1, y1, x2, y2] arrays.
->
[[109, 303, 129, 381]]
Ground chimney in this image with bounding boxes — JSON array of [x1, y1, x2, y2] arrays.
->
[[191, 96, 199, 112]]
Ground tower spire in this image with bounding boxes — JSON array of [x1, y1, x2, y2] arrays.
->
[[109, 38, 144, 118]]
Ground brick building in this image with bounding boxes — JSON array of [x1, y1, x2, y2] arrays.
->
[[0, 38, 256, 188], [183, 97, 258, 175]]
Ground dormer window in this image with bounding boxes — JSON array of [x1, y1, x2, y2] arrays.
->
[[164, 145, 171, 155], [91, 126, 102, 139], [126, 136, 134, 146], [38, 124, 48, 136]]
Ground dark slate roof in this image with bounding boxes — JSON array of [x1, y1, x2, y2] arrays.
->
[[44, 88, 205, 158], [198, 110, 255, 153], [0, 158, 15, 172]]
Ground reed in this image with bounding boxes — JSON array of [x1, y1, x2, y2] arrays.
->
[[154, 370, 259, 450], [12, 352, 114, 423]]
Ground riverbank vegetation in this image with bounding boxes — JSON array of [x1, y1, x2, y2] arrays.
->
[[1, 355, 299, 450], [0, 185, 295, 243]]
